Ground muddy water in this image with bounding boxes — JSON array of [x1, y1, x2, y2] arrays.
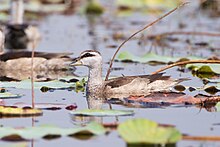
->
[[1, 1, 220, 147]]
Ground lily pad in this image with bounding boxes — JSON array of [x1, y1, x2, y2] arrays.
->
[[1, 80, 74, 89], [1, 143, 28, 147], [0, 78, 86, 91], [118, 118, 182, 144], [187, 64, 220, 76], [0, 122, 106, 140], [117, 51, 201, 64], [70, 109, 134, 117], [0, 1, 71, 14], [116, 0, 181, 10], [0, 92, 22, 99], [85, 0, 104, 15], [0, 106, 42, 117], [216, 102, 220, 112]]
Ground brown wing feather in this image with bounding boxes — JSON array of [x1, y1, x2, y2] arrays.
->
[[106, 73, 165, 88]]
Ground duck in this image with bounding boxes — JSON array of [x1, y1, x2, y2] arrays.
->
[[4, 0, 40, 50], [70, 50, 187, 96], [0, 28, 73, 71], [0, 25, 74, 81]]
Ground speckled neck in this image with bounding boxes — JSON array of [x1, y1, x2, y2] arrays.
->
[[10, 0, 24, 24], [87, 63, 104, 93]]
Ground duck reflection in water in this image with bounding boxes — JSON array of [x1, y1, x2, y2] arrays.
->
[[70, 93, 111, 126]]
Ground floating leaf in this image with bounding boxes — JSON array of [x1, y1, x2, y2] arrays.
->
[[118, 118, 182, 144], [75, 78, 86, 93], [124, 93, 220, 108], [85, 0, 104, 15], [70, 109, 134, 117], [216, 102, 220, 112], [0, 122, 106, 140], [1, 78, 86, 91], [116, 0, 181, 10], [0, 106, 42, 117], [0, 92, 22, 99], [117, 51, 201, 64], [187, 64, 220, 78], [1, 143, 28, 147], [1, 80, 72, 89], [204, 78, 220, 83]]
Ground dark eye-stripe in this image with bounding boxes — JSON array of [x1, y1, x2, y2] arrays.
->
[[81, 53, 95, 58]]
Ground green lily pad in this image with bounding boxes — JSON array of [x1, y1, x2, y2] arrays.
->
[[204, 78, 220, 83], [116, 0, 180, 10], [0, 92, 22, 99], [0, 1, 69, 14], [187, 64, 220, 79], [118, 118, 182, 144], [1, 78, 86, 91], [188, 64, 220, 75], [1, 80, 73, 89], [216, 102, 220, 112], [117, 51, 201, 64], [85, 0, 104, 15], [0, 122, 106, 140], [70, 109, 134, 117]]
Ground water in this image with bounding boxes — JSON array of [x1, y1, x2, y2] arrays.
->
[[1, 0, 220, 146]]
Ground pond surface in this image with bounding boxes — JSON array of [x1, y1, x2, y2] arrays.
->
[[1, 0, 220, 146]]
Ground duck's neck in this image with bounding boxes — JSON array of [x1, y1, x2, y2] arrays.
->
[[10, 0, 24, 25], [87, 64, 103, 93], [0, 29, 4, 54]]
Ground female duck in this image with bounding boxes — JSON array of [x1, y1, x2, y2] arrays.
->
[[70, 50, 187, 95], [0, 27, 73, 71]]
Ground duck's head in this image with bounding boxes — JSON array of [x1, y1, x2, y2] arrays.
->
[[70, 50, 102, 68]]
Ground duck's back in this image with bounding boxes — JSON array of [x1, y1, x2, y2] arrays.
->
[[104, 73, 177, 95]]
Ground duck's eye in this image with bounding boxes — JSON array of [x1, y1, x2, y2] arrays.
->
[[81, 53, 95, 58]]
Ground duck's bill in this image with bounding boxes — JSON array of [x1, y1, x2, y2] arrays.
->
[[69, 58, 82, 66]]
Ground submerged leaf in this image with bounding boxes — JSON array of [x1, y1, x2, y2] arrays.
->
[[70, 109, 134, 117], [0, 122, 106, 140], [174, 85, 186, 92], [204, 86, 219, 95], [12, 103, 77, 111], [118, 118, 181, 144]]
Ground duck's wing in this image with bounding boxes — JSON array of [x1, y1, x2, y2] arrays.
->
[[0, 51, 73, 61], [105, 73, 169, 88]]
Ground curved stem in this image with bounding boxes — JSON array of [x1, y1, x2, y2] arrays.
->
[[105, 2, 189, 81], [151, 60, 220, 75], [148, 31, 220, 39]]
